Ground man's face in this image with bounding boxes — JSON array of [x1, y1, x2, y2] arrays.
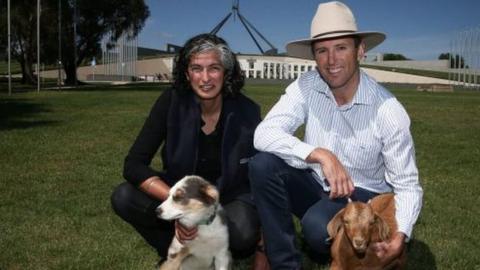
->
[[312, 37, 365, 92]]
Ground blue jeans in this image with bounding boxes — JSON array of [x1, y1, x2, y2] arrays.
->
[[249, 152, 378, 270]]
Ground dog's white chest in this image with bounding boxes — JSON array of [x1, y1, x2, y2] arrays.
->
[[156, 176, 231, 270]]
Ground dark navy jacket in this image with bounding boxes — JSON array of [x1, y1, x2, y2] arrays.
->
[[123, 88, 261, 204]]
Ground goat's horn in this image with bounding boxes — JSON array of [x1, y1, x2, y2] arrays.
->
[[347, 197, 352, 203]]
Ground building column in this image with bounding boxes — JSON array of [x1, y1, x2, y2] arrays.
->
[[273, 63, 278, 79]]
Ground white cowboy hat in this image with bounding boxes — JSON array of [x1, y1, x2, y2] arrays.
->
[[286, 1, 386, 59]]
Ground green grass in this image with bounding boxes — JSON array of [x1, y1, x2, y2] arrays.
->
[[0, 61, 22, 75], [0, 60, 61, 75], [1, 83, 480, 270]]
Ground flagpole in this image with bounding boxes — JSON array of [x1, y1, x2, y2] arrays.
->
[[37, 0, 41, 92], [73, 0, 77, 87], [7, 0, 12, 95], [58, 0, 62, 90]]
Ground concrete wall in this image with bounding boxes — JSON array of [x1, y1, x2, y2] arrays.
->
[[362, 60, 450, 72], [38, 54, 465, 85], [40, 55, 174, 82]]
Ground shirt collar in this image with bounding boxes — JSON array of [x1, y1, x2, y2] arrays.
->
[[351, 70, 373, 106]]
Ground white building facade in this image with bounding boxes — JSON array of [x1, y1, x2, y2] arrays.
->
[[238, 55, 316, 80]]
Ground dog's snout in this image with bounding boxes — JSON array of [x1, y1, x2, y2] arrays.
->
[[155, 206, 163, 217]]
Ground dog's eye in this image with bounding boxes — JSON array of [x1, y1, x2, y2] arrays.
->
[[173, 189, 185, 202]]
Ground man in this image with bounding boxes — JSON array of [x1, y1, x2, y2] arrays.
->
[[249, 2, 423, 269]]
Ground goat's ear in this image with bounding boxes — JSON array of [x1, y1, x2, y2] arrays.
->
[[374, 214, 390, 241], [327, 209, 345, 239]]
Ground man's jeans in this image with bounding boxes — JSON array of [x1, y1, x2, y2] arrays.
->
[[249, 152, 378, 269]]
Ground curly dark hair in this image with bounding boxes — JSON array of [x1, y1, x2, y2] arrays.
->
[[172, 33, 245, 97]]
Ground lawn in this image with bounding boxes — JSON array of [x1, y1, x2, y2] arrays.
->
[[1, 82, 479, 270], [0, 61, 22, 75]]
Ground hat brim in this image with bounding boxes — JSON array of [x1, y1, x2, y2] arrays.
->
[[286, 32, 386, 60]]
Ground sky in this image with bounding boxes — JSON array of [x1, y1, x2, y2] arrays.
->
[[138, 0, 480, 60]]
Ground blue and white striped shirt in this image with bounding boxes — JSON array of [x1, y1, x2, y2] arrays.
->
[[254, 69, 423, 238]]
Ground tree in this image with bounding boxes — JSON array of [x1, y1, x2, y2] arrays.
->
[[59, 0, 150, 85], [1, 0, 149, 85], [0, 0, 40, 84], [382, 53, 409, 61], [438, 53, 468, 69]]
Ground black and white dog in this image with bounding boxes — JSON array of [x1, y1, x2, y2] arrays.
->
[[156, 175, 231, 270]]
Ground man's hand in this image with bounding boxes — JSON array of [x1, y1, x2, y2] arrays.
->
[[371, 232, 406, 264], [175, 220, 198, 244], [306, 148, 354, 199]]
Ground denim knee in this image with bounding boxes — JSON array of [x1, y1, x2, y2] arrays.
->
[[301, 207, 332, 254], [249, 152, 283, 184], [249, 152, 273, 174]]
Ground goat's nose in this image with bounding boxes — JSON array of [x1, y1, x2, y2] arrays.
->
[[353, 237, 365, 248]]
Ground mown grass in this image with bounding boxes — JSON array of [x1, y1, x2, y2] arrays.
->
[[0, 61, 22, 75], [1, 82, 480, 270]]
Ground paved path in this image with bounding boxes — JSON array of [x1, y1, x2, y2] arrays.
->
[[362, 67, 451, 84]]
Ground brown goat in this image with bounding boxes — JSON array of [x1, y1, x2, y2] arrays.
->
[[327, 193, 406, 270]]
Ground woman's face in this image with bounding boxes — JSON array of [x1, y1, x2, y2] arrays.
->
[[186, 50, 225, 101]]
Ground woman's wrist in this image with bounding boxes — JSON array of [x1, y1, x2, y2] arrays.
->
[[140, 176, 170, 201]]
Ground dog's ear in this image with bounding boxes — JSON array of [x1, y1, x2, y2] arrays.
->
[[327, 208, 345, 239], [373, 214, 390, 241], [201, 185, 219, 205], [173, 188, 185, 202]]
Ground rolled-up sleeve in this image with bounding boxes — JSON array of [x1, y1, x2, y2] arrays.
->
[[254, 79, 314, 169], [379, 99, 423, 238]]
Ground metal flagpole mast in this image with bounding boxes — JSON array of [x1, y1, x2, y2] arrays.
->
[[73, 0, 77, 87], [7, 0, 12, 95], [476, 27, 480, 89], [448, 36, 452, 84], [37, 0, 41, 92], [58, 0, 62, 90], [210, 0, 277, 55]]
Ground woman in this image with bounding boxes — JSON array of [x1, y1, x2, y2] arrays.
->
[[111, 33, 265, 266]]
